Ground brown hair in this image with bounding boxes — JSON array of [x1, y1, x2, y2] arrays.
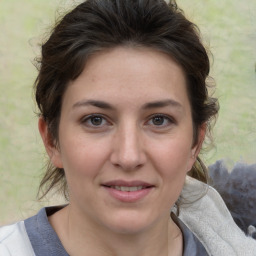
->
[[35, 0, 219, 199]]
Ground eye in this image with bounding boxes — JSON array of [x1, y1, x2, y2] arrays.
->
[[152, 116, 166, 126], [81, 115, 109, 128], [147, 114, 175, 127], [90, 116, 104, 126]]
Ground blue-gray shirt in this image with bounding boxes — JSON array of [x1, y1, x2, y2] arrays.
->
[[24, 207, 209, 256]]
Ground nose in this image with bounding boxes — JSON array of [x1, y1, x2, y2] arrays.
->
[[110, 123, 146, 171]]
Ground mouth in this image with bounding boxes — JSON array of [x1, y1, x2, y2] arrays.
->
[[102, 180, 154, 190], [101, 180, 154, 202], [105, 185, 148, 192]]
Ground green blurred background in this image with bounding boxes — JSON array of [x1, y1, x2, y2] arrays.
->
[[0, 0, 255, 225]]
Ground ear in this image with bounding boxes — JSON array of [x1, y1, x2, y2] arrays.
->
[[187, 123, 206, 172], [38, 117, 63, 168]]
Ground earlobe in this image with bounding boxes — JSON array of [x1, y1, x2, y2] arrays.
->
[[38, 117, 63, 168]]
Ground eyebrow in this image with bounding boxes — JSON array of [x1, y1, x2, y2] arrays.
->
[[142, 99, 183, 110], [72, 100, 114, 110], [72, 99, 183, 110]]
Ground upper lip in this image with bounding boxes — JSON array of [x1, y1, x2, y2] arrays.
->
[[102, 180, 154, 188]]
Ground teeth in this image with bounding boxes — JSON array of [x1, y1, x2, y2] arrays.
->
[[111, 186, 143, 191]]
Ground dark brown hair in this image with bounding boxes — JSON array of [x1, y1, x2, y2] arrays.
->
[[35, 0, 219, 199]]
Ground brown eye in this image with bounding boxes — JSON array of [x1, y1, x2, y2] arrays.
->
[[146, 114, 175, 128], [82, 115, 109, 128], [152, 116, 165, 126], [90, 116, 103, 126]]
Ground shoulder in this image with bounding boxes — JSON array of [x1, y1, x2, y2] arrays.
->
[[178, 176, 256, 256], [0, 221, 35, 256]]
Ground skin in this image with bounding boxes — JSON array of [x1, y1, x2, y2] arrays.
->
[[39, 47, 205, 256]]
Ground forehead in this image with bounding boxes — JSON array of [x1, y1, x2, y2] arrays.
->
[[63, 46, 190, 111]]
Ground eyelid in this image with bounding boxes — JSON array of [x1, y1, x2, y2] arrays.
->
[[145, 114, 176, 127], [81, 114, 112, 128]]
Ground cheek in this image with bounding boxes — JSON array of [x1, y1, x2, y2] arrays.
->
[[59, 139, 109, 201], [150, 138, 193, 173], [59, 135, 110, 181], [148, 141, 192, 211]]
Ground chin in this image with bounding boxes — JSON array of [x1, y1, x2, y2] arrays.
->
[[102, 209, 158, 235]]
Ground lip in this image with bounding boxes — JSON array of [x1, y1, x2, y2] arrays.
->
[[102, 180, 154, 187], [101, 180, 155, 203]]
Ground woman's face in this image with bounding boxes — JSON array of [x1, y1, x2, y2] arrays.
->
[[44, 47, 204, 234]]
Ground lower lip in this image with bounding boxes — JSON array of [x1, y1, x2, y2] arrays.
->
[[103, 186, 153, 203]]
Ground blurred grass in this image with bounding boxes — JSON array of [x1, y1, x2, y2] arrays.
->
[[178, 0, 256, 166], [0, 0, 255, 225]]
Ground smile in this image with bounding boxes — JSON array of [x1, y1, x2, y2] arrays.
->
[[102, 180, 154, 202], [109, 186, 144, 192]]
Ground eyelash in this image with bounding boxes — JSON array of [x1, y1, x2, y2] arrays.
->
[[146, 114, 175, 128], [81, 114, 111, 128]]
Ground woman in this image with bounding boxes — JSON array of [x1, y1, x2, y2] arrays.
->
[[1, 0, 255, 255]]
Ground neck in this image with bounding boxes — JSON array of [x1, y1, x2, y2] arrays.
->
[[49, 205, 182, 256]]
